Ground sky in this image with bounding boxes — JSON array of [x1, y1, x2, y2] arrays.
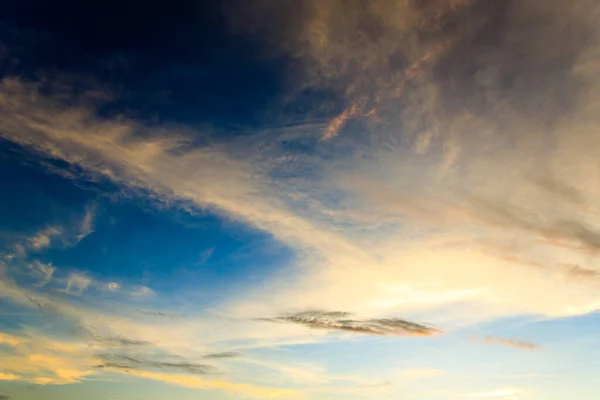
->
[[1, 0, 600, 399]]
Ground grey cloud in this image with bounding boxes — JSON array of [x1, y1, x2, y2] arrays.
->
[[96, 353, 218, 375], [259, 310, 442, 336], [0, 394, 11, 400], [530, 175, 588, 208], [95, 336, 151, 348], [138, 309, 187, 318], [202, 352, 240, 359], [24, 294, 59, 316], [463, 193, 600, 255], [562, 265, 600, 281]]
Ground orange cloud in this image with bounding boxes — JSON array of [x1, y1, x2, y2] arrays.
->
[[0, 372, 20, 381], [125, 370, 300, 399], [482, 337, 541, 351], [0, 333, 24, 347]]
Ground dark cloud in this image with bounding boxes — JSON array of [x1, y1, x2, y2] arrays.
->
[[96, 353, 218, 375], [202, 352, 240, 359], [259, 310, 442, 336], [0, 394, 11, 400]]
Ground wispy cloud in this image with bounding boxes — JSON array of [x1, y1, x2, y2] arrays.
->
[[28, 261, 55, 287], [138, 309, 187, 318], [60, 272, 92, 296], [1, 0, 600, 396], [482, 337, 541, 351], [469, 388, 523, 399], [399, 368, 446, 380], [96, 353, 218, 375], [0, 331, 95, 385], [195, 246, 215, 266], [202, 352, 240, 359], [259, 311, 442, 336], [9, 202, 97, 258], [76, 202, 97, 242], [121, 369, 299, 399], [357, 380, 392, 388], [0, 332, 24, 347], [27, 227, 61, 251]]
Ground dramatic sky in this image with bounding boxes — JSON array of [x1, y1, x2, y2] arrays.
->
[[1, 1, 600, 399]]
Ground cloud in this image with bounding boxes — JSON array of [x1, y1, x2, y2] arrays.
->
[[138, 309, 187, 318], [194, 246, 215, 266], [259, 310, 442, 336], [481, 337, 541, 351], [122, 369, 299, 399], [399, 368, 446, 380], [469, 388, 522, 399], [202, 352, 240, 359], [107, 282, 121, 291], [10, 202, 96, 257], [76, 202, 97, 242], [0, 373, 19, 381], [88, 332, 151, 349], [28, 262, 55, 287], [357, 381, 392, 388], [60, 273, 92, 296], [96, 353, 218, 375], [0, 332, 25, 347], [0, 393, 12, 400], [130, 285, 155, 297], [1, 4, 600, 397], [0, 331, 96, 385], [28, 227, 61, 250]]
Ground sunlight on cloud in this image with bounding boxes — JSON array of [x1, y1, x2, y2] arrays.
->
[[2, 0, 600, 330], [1, 0, 600, 398], [399, 368, 446, 380], [123, 370, 300, 399], [0, 331, 95, 385]]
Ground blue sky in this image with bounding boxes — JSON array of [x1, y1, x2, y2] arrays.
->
[[1, 1, 600, 399]]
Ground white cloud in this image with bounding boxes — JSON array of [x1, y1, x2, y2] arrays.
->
[[399, 368, 445, 380], [469, 388, 523, 399], [25, 227, 61, 253], [60, 273, 92, 296], [3, 73, 600, 330], [76, 202, 97, 242]]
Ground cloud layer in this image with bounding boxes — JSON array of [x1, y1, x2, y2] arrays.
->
[[1, 1, 600, 398]]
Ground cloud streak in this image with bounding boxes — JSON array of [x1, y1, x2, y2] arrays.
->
[[96, 353, 218, 375], [259, 311, 442, 337], [482, 337, 541, 351]]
